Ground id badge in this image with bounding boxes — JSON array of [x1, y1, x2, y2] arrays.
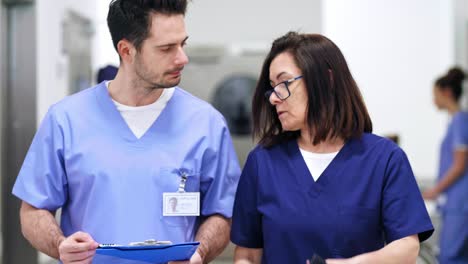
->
[[163, 192, 200, 216]]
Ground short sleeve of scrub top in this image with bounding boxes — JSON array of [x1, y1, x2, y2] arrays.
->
[[12, 106, 68, 210], [231, 152, 263, 248], [381, 148, 434, 242], [199, 122, 241, 218], [452, 113, 468, 150]]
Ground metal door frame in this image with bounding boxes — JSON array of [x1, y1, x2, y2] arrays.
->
[[1, 1, 38, 264], [0, 4, 6, 260]]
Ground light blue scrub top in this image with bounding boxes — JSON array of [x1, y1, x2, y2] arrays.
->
[[438, 111, 468, 213], [13, 82, 241, 245], [436, 111, 468, 263]]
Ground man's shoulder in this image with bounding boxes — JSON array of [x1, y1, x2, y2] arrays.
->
[[173, 87, 225, 119], [50, 83, 101, 113], [173, 87, 212, 107]]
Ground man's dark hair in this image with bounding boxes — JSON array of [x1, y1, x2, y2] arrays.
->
[[252, 32, 373, 147], [107, 0, 188, 54]]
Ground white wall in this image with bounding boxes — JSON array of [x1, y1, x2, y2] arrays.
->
[[36, 0, 97, 123], [454, 0, 468, 69], [93, 0, 323, 71], [454, 0, 468, 108], [323, 0, 455, 180], [184, 0, 322, 45]]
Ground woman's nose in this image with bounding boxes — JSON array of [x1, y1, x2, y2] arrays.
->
[[269, 92, 282, 106]]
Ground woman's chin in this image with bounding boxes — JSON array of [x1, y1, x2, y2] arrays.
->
[[281, 124, 298, 132]]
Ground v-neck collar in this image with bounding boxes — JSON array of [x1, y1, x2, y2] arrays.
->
[[94, 82, 176, 146], [286, 138, 357, 198]]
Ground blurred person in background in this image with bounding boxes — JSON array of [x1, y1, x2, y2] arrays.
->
[[423, 67, 468, 264], [231, 31, 434, 264], [12, 0, 240, 263], [96, 64, 118, 83]]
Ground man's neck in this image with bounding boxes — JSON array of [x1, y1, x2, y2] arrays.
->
[[108, 71, 164, 107]]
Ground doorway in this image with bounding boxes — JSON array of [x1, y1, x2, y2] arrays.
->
[[1, 1, 38, 264]]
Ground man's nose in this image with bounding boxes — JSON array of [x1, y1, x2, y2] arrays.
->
[[175, 46, 189, 66]]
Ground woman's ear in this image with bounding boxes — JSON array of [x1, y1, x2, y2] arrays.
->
[[440, 87, 455, 100]]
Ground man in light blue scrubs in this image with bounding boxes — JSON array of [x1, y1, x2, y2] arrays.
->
[[12, 1, 240, 263]]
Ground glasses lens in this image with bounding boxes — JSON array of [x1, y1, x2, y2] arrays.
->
[[264, 90, 273, 100], [274, 83, 289, 99]]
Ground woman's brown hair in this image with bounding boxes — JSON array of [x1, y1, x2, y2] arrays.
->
[[252, 32, 372, 147]]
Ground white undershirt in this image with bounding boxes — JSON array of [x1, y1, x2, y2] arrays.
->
[[299, 148, 339, 181], [106, 81, 175, 139]]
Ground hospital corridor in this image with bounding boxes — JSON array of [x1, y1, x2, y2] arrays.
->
[[1, 0, 468, 263]]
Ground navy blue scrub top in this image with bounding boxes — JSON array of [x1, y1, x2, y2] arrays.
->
[[231, 133, 434, 264]]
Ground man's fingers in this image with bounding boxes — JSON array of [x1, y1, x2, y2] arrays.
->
[[62, 240, 97, 253], [71, 231, 95, 243], [61, 249, 96, 263], [59, 231, 99, 264]]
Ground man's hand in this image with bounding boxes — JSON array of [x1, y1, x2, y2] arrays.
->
[[169, 250, 204, 264], [58, 231, 99, 264]]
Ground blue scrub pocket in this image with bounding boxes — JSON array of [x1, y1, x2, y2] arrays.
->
[[337, 205, 382, 257], [161, 216, 189, 227], [158, 167, 200, 228]]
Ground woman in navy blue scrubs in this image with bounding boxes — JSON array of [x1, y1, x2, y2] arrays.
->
[[231, 32, 434, 264], [423, 68, 468, 264]]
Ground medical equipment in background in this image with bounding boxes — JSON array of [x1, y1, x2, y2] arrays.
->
[[179, 44, 267, 166]]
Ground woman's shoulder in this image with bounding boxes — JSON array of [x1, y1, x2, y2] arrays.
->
[[350, 133, 404, 161], [249, 140, 292, 158], [357, 133, 400, 150]]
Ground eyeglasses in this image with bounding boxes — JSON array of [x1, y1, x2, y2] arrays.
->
[[264, 75, 303, 101]]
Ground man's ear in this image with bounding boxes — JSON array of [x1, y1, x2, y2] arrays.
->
[[117, 39, 135, 64]]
